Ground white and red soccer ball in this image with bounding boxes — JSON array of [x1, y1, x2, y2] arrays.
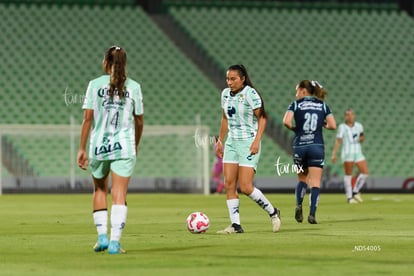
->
[[186, 212, 210, 234]]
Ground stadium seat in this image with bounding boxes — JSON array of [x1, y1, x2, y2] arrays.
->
[[2, 2, 411, 178], [168, 5, 414, 177], [0, 3, 224, 177]]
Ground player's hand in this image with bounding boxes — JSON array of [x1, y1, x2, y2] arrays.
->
[[77, 149, 89, 170], [250, 140, 260, 155], [215, 140, 223, 158], [331, 155, 337, 163]]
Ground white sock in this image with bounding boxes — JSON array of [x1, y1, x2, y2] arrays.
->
[[353, 174, 368, 193], [110, 205, 127, 242], [226, 199, 240, 225], [344, 175, 353, 200], [93, 210, 108, 236], [248, 187, 275, 215]]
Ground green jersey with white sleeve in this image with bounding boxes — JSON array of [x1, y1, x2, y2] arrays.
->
[[221, 85, 262, 140], [82, 75, 143, 160], [336, 122, 364, 157]]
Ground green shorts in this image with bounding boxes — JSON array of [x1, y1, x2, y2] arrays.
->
[[223, 138, 261, 171], [89, 157, 136, 179], [341, 152, 365, 163]]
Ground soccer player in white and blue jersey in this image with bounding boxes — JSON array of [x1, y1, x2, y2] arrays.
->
[[332, 109, 369, 203], [283, 80, 336, 224], [77, 46, 144, 254], [215, 64, 281, 234]]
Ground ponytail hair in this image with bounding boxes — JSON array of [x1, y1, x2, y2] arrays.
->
[[104, 45, 127, 99], [298, 80, 327, 101], [227, 64, 267, 118]]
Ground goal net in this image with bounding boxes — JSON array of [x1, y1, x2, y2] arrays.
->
[[0, 124, 211, 195]]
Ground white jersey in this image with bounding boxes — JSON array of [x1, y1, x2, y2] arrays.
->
[[82, 75, 144, 160], [221, 85, 262, 140], [336, 122, 364, 156]]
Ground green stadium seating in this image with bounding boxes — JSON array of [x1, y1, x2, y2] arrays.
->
[[1, 2, 294, 178], [0, 0, 135, 5], [169, 5, 414, 177], [2, 3, 412, 178], [0, 3, 218, 177]]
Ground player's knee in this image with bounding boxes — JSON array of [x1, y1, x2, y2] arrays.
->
[[307, 177, 322, 188], [239, 184, 254, 195], [298, 172, 307, 183], [224, 180, 236, 191], [94, 186, 107, 193]]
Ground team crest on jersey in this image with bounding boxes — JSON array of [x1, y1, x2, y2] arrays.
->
[[94, 137, 122, 156], [238, 94, 244, 102]]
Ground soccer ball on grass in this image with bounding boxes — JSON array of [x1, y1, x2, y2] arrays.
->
[[186, 212, 209, 234]]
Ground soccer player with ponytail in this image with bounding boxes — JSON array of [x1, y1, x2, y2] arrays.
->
[[216, 64, 281, 234], [283, 80, 336, 224], [77, 46, 144, 254]]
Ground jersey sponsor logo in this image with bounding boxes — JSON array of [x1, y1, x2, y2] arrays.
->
[[229, 123, 242, 129], [300, 134, 315, 142], [298, 101, 323, 111], [227, 106, 236, 117], [94, 137, 123, 156], [97, 87, 130, 99], [102, 98, 125, 108], [95, 142, 122, 156], [253, 98, 261, 106]]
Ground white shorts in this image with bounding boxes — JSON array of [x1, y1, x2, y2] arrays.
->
[[341, 152, 365, 163]]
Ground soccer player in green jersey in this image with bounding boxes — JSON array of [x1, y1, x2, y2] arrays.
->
[[215, 64, 281, 233], [77, 46, 144, 254], [332, 109, 369, 204]]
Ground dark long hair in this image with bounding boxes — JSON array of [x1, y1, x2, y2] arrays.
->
[[104, 45, 127, 99], [297, 80, 326, 101], [227, 64, 267, 118]]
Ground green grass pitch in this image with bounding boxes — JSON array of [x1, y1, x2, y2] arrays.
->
[[0, 193, 413, 275]]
